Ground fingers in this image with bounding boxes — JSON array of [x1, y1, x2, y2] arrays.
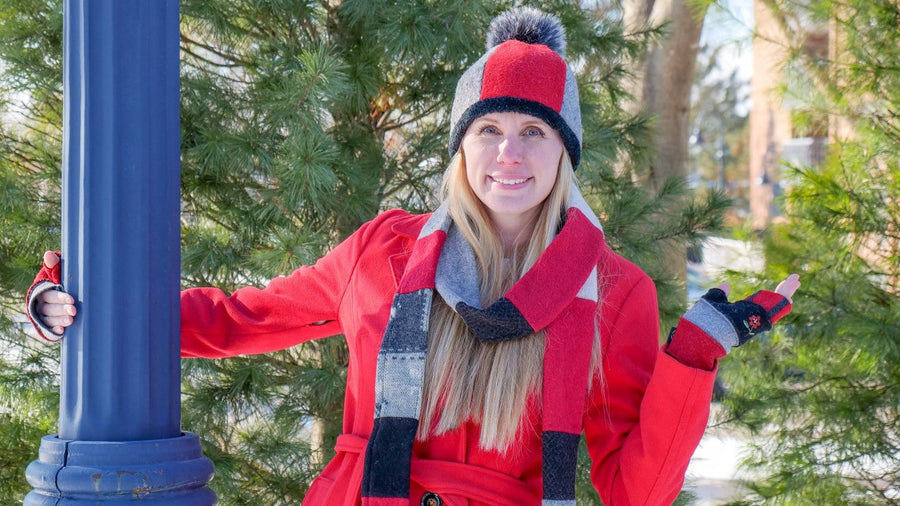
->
[[775, 273, 801, 300], [37, 301, 74, 334], [37, 290, 77, 335], [37, 299, 76, 317], [35, 254, 72, 336], [43, 250, 60, 268], [41, 289, 74, 306], [43, 315, 73, 335], [710, 275, 799, 306]]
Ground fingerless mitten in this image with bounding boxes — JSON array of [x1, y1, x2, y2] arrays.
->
[[665, 288, 792, 370], [25, 251, 65, 342]]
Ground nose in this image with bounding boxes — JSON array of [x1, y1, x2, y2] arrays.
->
[[497, 135, 523, 164]]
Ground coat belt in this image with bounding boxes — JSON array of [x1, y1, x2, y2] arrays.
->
[[335, 434, 539, 505]]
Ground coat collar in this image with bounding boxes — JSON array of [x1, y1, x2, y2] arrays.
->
[[389, 211, 431, 240], [388, 211, 432, 287]]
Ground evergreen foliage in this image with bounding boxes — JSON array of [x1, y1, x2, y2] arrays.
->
[[718, 1, 900, 503], [0, 1, 726, 503], [0, 0, 64, 500]]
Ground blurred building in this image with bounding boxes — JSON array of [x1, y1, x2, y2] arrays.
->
[[749, 0, 829, 230]]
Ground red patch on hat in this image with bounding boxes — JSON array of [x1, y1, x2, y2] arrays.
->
[[481, 40, 567, 112]]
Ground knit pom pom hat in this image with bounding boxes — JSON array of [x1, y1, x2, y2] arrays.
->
[[449, 7, 583, 168]]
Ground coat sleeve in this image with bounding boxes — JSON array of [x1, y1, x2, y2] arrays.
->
[[584, 270, 716, 505], [181, 210, 405, 359]]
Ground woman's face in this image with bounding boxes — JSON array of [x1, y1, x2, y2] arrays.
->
[[460, 112, 563, 239]]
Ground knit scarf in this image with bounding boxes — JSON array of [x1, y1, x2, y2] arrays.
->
[[361, 185, 603, 506]]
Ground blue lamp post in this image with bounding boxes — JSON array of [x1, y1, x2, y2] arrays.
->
[[24, 0, 215, 503]]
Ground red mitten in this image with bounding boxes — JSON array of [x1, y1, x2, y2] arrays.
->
[[665, 288, 792, 370], [25, 251, 65, 342]]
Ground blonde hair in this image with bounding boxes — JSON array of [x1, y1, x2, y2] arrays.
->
[[417, 150, 600, 453]]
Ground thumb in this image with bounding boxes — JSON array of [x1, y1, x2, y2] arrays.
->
[[718, 282, 731, 298], [775, 273, 801, 301], [43, 251, 60, 269]]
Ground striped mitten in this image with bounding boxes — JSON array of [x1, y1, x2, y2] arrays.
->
[[25, 251, 65, 342], [666, 288, 792, 370]]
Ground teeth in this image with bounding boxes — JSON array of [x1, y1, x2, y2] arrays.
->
[[493, 177, 528, 185]]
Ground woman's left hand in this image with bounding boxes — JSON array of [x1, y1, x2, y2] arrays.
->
[[666, 273, 801, 370]]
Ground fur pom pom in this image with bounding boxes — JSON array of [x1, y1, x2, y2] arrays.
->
[[485, 7, 566, 56]]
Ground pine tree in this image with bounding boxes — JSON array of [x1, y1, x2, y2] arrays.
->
[[717, 1, 900, 503], [1, 1, 727, 503], [0, 0, 64, 502]]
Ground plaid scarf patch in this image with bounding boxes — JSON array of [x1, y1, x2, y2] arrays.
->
[[361, 185, 604, 505]]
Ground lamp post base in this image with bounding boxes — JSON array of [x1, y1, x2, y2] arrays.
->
[[25, 432, 215, 505]]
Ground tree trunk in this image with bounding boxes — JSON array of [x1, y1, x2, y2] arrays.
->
[[623, 0, 708, 303], [625, 0, 707, 191]]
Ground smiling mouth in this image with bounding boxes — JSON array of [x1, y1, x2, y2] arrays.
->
[[490, 176, 530, 185]]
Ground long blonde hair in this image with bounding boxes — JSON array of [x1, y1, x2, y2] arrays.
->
[[417, 150, 599, 453]]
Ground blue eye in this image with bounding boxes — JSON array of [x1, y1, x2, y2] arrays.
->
[[480, 125, 500, 135], [524, 127, 545, 137]]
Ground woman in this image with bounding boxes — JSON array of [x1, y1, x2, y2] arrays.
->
[[28, 8, 800, 505]]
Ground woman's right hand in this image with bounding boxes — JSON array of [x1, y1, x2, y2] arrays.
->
[[35, 251, 77, 335]]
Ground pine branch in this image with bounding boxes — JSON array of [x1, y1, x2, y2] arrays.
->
[[180, 32, 248, 68], [375, 102, 443, 132]]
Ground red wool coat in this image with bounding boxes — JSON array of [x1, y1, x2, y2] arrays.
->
[[181, 210, 716, 506]]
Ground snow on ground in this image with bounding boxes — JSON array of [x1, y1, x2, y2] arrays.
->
[[684, 426, 752, 504], [682, 237, 761, 504]]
